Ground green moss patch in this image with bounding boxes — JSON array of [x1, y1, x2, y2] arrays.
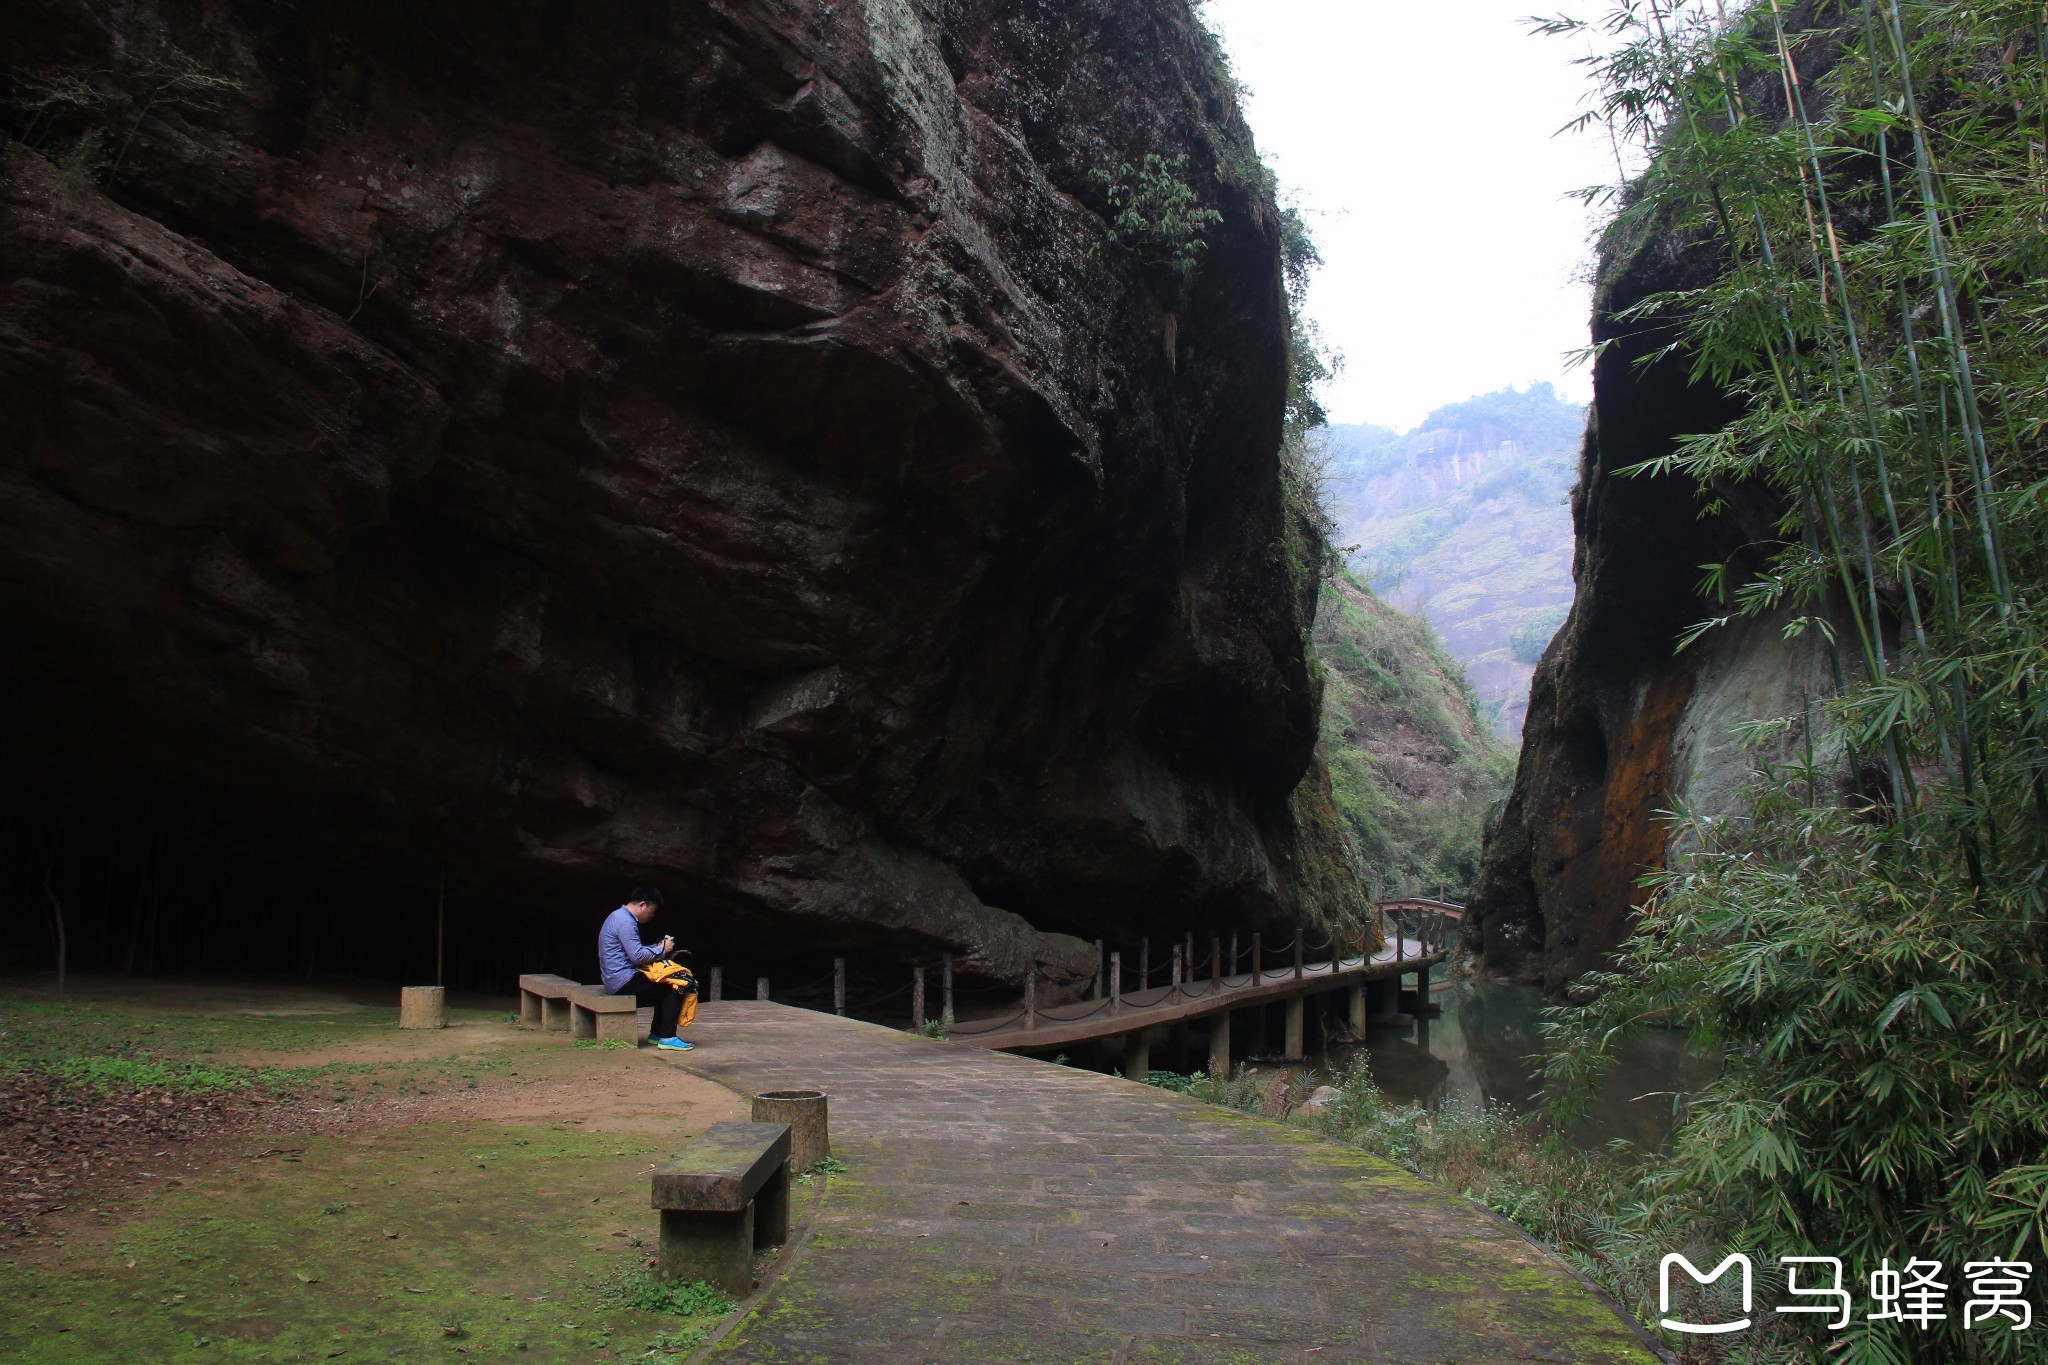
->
[[0, 1123, 730, 1362]]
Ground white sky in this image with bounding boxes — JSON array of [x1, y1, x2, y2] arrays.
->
[[1201, 0, 1618, 431]]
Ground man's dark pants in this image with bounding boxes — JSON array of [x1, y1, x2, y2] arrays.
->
[[616, 973, 684, 1039]]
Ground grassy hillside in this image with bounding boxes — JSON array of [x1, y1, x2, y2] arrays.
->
[[1313, 572, 1513, 898], [1319, 384, 1583, 737]]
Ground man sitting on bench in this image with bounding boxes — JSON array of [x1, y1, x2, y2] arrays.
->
[[600, 886, 694, 1052]]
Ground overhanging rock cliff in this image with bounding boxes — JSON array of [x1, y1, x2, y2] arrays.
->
[[0, 0, 1361, 988], [1465, 186, 1830, 994]]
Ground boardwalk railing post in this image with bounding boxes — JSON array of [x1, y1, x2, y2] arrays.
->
[[1139, 936, 1149, 990], [912, 966, 925, 1029], [1109, 951, 1121, 1016], [833, 959, 845, 1016], [710, 967, 723, 1002], [1229, 930, 1238, 977], [1093, 940, 1105, 1001], [1211, 937, 1222, 998], [1170, 944, 1183, 1002], [1025, 970, 1037, 1031], [756, 976, 770, 1001], [942, 954, 954, 1026], [1184, 932, 1194, 985]]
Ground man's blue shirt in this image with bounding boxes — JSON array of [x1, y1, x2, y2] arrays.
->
[[599, 906, 661, 993]]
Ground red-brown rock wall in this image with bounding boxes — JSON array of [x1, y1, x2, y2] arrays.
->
[[0, 0, 1359, 987]]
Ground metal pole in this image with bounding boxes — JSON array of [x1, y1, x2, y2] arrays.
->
[[833, 958, 845, 1015], [942, 953, 954, 1024], [710, 966, 723, 1002], [756, 976, 770, 1001], [912, 967, 925, 1028], [1109, 951, 1121, 1016], [435, 866, 445, 989]]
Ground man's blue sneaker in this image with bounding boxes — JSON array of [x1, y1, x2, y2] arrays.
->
[[653, 1036, 695, 1051]]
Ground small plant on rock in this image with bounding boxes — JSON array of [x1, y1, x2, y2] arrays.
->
[[1087, 152, 1221, 276]]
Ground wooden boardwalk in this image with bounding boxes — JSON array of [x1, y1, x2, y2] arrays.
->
[[945, 901, 1464, 1069]]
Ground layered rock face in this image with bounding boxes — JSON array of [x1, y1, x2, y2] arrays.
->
[[0, 0, 1356, 987], [1464, 215, 1828, 993]]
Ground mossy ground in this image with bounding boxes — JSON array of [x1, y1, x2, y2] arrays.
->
[[0, 985, 744, 1362]]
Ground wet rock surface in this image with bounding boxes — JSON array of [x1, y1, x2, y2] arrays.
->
[[0, 1, 1359, 983]]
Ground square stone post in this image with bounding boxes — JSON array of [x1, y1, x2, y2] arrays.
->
[[658, 1204, 753, 1294], [1123, 1028, 1150, 1082], [1207, 1009, 1232, 1079]]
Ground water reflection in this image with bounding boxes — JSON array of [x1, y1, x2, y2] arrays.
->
[[1308, 976, 1715, 1150]]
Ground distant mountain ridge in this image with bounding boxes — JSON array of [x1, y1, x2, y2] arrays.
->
[[1318, 384, 1585, 737]]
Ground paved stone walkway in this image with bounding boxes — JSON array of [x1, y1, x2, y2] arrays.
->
[[670, 1002, 1660, 1363]]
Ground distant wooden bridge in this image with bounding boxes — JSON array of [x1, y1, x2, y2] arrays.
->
[[944, 899, 1463, 1077]]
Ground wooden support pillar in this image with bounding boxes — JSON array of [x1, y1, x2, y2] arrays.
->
[[1123, 1028, 1150, 1082], [1416, 962, 1434, 1015], [1208, 1009, 1232, 1079], [1348, 984, 1366, 1035], [833, 959, 845, 1016], [1284, 995, 1304, 1061]]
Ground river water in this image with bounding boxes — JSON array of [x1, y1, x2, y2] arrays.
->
[[1300, 976, 1715, 1150]]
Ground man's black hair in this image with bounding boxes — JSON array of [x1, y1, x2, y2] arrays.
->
[[628, 885, 664, 908]]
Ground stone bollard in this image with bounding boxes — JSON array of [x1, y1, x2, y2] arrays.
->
[[752, 1090, 830, 1173], [399, 986, 446, 1030]]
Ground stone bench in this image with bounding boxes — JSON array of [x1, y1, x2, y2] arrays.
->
[[652, 1121, 792, 1296], [517, 973, 580, 1032], [567, 984, 640, 1043]]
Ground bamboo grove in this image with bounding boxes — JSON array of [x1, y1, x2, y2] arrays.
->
[[1530, 2, 2048, 1360]]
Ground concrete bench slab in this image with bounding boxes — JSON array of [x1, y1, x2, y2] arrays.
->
[[517, 973, 580, 1032], [567, 984, 640, 1043], [651, 1121, 792, 1296]]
